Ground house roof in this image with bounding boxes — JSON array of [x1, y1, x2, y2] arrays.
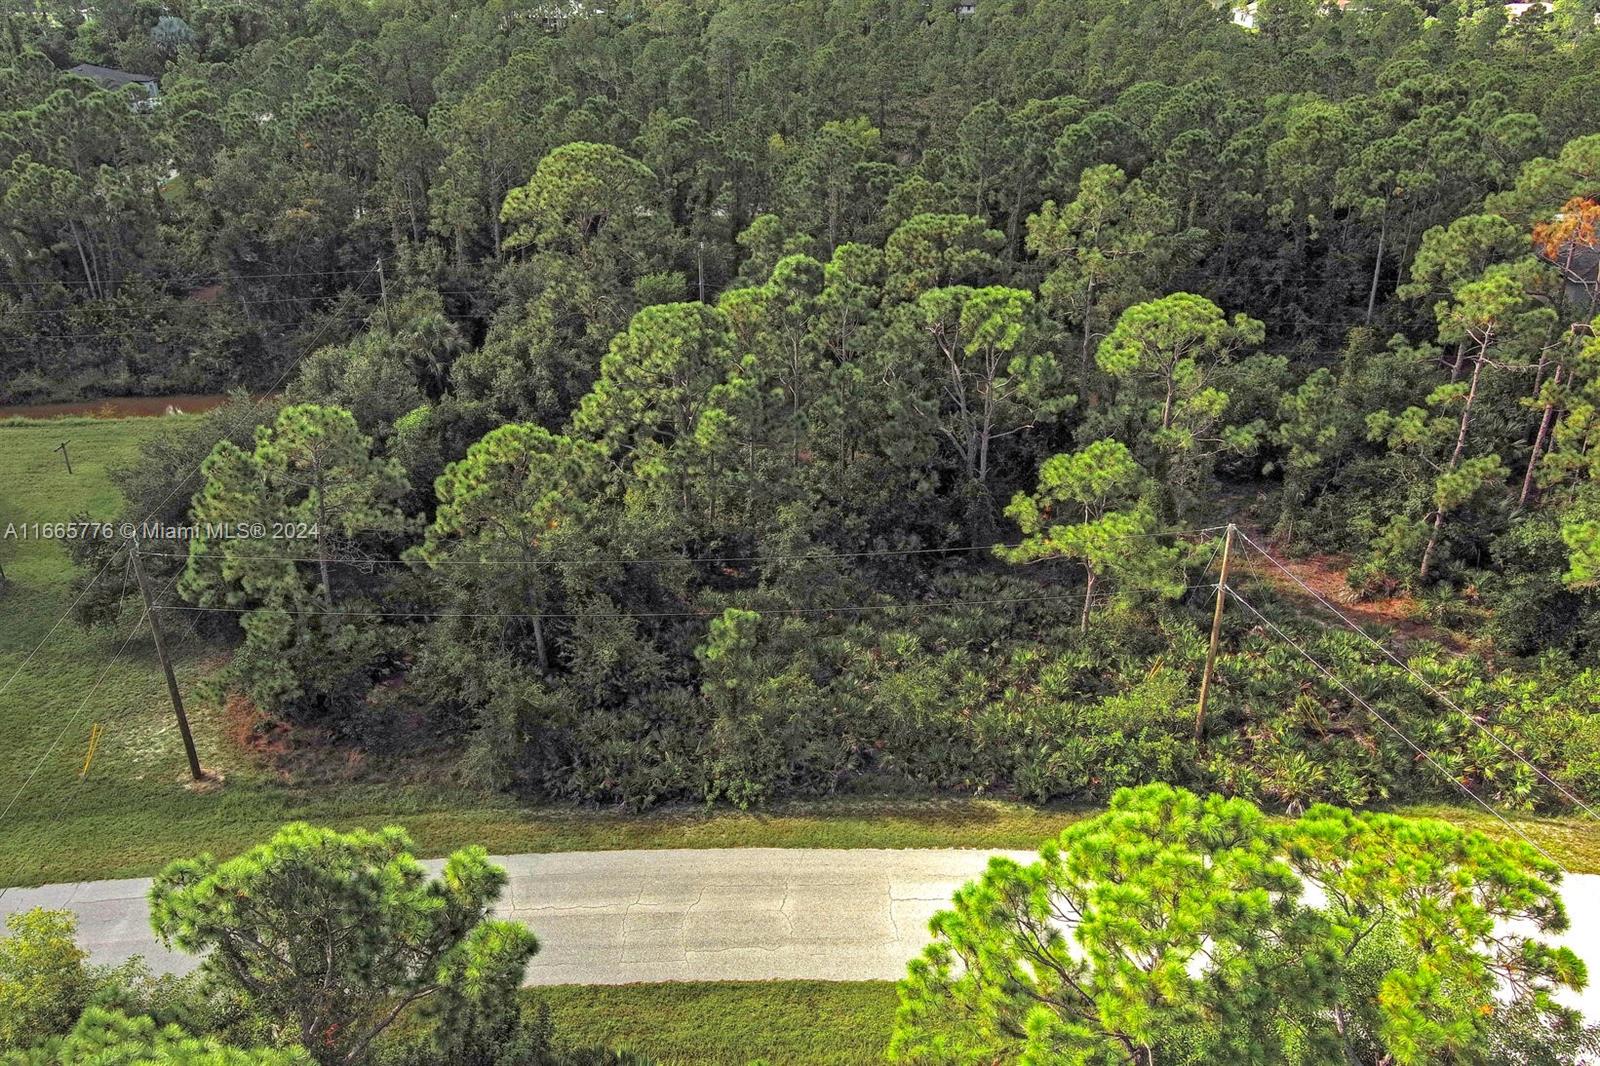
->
[[66, 63, 157, 88]]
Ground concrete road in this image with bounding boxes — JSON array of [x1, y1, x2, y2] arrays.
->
[[2, 848, 1597, 1018], [0, 848, 1032, 985]]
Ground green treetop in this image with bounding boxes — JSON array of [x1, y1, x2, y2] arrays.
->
[[1027, 164, 1197, 368], [9, 1008, 310, 1065], [420, 422, 607, 670], [891, 784, 1587, 1066], [1095, 293, 1265, 509], [181, 403, 409, 716], [997, 439, 1181, 630], [148, 824, 537, 1066]]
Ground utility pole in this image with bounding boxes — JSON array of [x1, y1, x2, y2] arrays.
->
[[130, 539, 204, 781], [1193, 523, 1235, 745], [376, 257, 394, 333], [54, 440, 72, 474]]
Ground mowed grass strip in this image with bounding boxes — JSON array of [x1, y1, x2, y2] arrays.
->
[[0, 416, 265, 885], [534, 981, 898, 1066], [1, 416, 1597, 888], [2, 787, 1087, 887]]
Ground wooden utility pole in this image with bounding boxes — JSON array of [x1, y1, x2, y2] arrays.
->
[[130, 540, 204, 781], [1193, 523, 1235, 745], [54, 440, 72, 474], [376, 257, 394, 333]]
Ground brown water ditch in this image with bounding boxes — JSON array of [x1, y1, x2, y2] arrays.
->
[[0, 393, 263, 419]]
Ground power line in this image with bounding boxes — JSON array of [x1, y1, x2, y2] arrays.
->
[[146, 543, 1036, 568], [0, 559, 147, 825], [5, 307, 371, 341], [16, 312, 373, 344], [0, 265, 381, 714], [0, 266, 1377, 293], [1232, 528, 1600, 822], [4, 552, 1216, 801], [137, 525, 1229, 569], [1226, 587, 1563, 869], [0, 554, 117, 701], [0, 265, 381, 290], [154, 582, 1221, 623], [4, 287, 424, 317], [1190, 531, 1228, 586], [0, 260, 1421, 295]]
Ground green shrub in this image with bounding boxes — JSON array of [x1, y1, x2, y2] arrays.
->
[[0, 910, 88, 1052], [5, 1006, 308, 1065]]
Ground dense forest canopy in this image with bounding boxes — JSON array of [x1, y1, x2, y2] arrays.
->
[[4, 0, 1600, 814]]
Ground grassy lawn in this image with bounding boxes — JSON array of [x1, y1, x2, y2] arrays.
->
[[1, 415, 1597, 889], [1393, 803, 1600, 874], [535, 981, 898, 1065]]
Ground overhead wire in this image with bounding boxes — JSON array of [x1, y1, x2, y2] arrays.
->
[[0, 262, 1415, 293], [1226, 586, 1563, 869], [0, 265, 380, 289], [0, 553, 118, 701], [10, 499, 1564, 860], [154, 581, 1224, 623], [136, 524, 1230, 569], [4, 287, 468, 317], [0, 264, 382, 716], [19, 312, 374, 344], [0, 557, 149, 825], [1232, 527, 1600, 822]]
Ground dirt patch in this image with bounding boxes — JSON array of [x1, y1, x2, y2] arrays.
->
[[223, 693, 295, 768], [183, 768, 226, 793], [219, 691, 458, 787], [1231, 526, 1469, 653], [221, 696, 364, 782]]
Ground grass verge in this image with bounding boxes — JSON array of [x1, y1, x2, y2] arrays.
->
[[534, 981, 898, 1066]]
